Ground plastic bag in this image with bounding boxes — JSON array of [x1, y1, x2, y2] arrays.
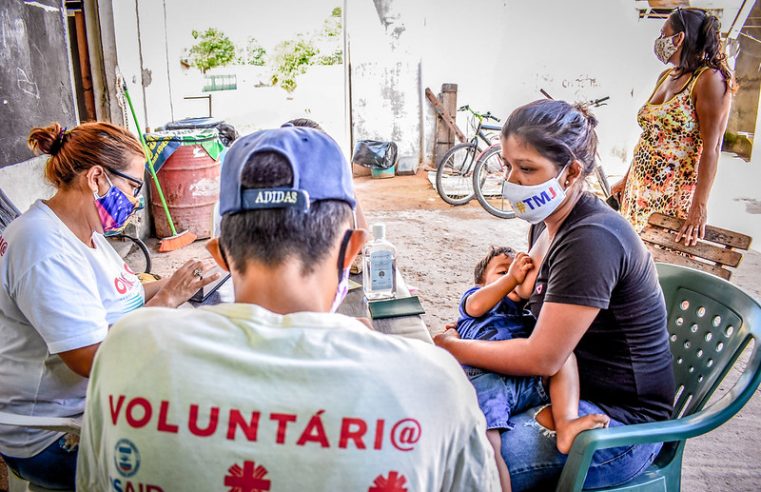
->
[[352, 140, 398, 170]]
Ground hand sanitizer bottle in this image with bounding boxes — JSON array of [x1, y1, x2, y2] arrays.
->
[[363, 223, 397, 300]]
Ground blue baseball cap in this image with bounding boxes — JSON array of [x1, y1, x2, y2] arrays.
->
[[219, 127, 356, 216]]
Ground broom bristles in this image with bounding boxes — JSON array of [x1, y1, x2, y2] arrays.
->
[[158, 230, 197, 253]]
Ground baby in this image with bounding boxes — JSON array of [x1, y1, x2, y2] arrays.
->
[[457, 246, 609, 491]]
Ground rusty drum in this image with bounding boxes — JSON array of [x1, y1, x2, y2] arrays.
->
[[145, 130, 223, 240]]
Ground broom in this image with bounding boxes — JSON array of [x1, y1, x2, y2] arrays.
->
[[120, 76, 196, 252]]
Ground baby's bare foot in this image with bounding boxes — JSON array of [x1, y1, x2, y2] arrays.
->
[[556, 414, 610, 454]]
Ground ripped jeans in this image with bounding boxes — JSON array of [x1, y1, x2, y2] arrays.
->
[[502, 400, 662, 491]]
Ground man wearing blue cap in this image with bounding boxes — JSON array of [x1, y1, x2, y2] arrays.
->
[[76, 127, 499, 490]]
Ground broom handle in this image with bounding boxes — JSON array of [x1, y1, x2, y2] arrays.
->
[[122, 82, 178, 236]]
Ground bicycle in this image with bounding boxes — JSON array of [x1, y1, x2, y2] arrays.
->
[[471, 93, 612, 219], [111, 233, 152, 274], [435, 105, 502, 205]]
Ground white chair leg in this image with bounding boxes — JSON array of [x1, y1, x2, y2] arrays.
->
[[7, 470, 30, 492]]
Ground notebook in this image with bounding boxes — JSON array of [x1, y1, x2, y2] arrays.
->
[[368, 296, 425, 320]]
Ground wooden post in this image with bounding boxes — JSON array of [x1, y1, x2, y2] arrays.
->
[[74, 11, 97, 121], [433, 83, 458, 167]]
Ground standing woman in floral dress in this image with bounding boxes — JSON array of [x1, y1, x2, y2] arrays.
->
[[611, 8, 734, 246]]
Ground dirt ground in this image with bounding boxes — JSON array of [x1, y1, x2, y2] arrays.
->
[[3, 171, 756, 491]]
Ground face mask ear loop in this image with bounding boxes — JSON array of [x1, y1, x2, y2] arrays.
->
[[219, 242, 231, 272], [94, 173, 115, 200], [336, 230, 352, 284]]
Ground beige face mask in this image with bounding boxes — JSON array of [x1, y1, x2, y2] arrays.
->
[[654, 33, 679, 64]]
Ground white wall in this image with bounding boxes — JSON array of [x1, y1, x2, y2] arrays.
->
[[115, 0, 346, 140], [0, 157, 55, 213], [416, 0, 664, 175], [347, 0, 425, 173]]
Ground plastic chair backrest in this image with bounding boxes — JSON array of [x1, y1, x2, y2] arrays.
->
[[0, 187, 21, 235], [657, 263, 761, 418]]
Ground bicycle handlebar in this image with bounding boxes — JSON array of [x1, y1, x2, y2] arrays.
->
[[588, 96, 610, 107], [458, 105, 501, 122]]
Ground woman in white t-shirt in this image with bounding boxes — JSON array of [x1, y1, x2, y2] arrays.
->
[[0, 122, 218, 489]]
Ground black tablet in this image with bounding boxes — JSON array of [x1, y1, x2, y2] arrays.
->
[[190, 271, 232, 304]]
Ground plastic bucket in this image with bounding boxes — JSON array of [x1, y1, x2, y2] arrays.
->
[[371, 164, 396, 179]]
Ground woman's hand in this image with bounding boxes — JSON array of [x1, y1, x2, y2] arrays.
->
[[433, 325, 461, 351], [148, 259, 221, 308], [675, 202, 707, 246], [610, 177, 627, 200]]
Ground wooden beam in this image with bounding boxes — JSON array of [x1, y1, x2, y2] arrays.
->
[[647, 213, 752, 249], [649, 247, 731, 280], [641, 228, 743, 267], [74, 11, 96, 121], [425, 88, 466, 143]]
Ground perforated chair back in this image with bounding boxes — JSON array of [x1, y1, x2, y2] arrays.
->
[[658, 263, 761, 418], [557, 264, 761, 492]]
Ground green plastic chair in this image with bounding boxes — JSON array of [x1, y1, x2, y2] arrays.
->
[[556, 263, 761, 492]]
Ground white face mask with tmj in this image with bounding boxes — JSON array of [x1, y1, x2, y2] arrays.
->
[[502, 165, 569, 224]]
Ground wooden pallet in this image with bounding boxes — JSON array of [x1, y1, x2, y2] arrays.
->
[[641, 213, 752, 280]]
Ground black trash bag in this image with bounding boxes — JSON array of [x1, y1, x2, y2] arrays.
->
[[352, 140, 397, 170], [216, 123, 239, 147]]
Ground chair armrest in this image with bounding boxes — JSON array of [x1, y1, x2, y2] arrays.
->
[[0, 411, 81, 434], [557, 347, 761, 492], [556, 398, 745, 491]]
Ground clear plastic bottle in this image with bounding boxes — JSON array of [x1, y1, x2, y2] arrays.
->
[[363, 223, 397, 300]]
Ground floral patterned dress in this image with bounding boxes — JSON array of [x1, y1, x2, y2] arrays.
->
[[621, 67, 708, 232]]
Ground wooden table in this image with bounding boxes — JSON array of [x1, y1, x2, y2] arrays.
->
[[193, 270, 432, 344], [337, 272, 433, 344]]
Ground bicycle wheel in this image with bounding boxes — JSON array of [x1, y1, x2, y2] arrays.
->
[[113, 233, 152, 274], [473, 145, 516, 219], [436, 143, 478, 205], [594, 164, 611, 198]]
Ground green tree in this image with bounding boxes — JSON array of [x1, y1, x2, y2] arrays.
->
[[317, 7, 343, 65], [323, 7, 342, 37], [244, 37, 267, 66], [270, 38, 317, 94], [188, 28, 236, 73]]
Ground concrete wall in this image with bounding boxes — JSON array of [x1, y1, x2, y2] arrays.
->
[[422, 0, 664, 176], [725, 0, 761, 156], [347, 0, 425, 173], [347, 0, 756, 177], [0, 156, 55, 213]]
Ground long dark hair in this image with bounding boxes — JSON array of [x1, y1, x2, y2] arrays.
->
[[501, 99, 599, 177], [669, 8, 734, 93]]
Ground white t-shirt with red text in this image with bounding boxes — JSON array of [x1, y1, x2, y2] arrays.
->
[[77, 303, 499, 491], [0, 200, 144, 458]]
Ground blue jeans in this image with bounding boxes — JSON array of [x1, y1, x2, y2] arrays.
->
[[1, 434, 78, 490], [466, 368, 547, 431], [503, 401, 662, 491]]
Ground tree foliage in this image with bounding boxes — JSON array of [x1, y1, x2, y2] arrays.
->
[[270, 38, 317, 94], [188, 28, 236, 73], [243, 37, 267, 66]]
